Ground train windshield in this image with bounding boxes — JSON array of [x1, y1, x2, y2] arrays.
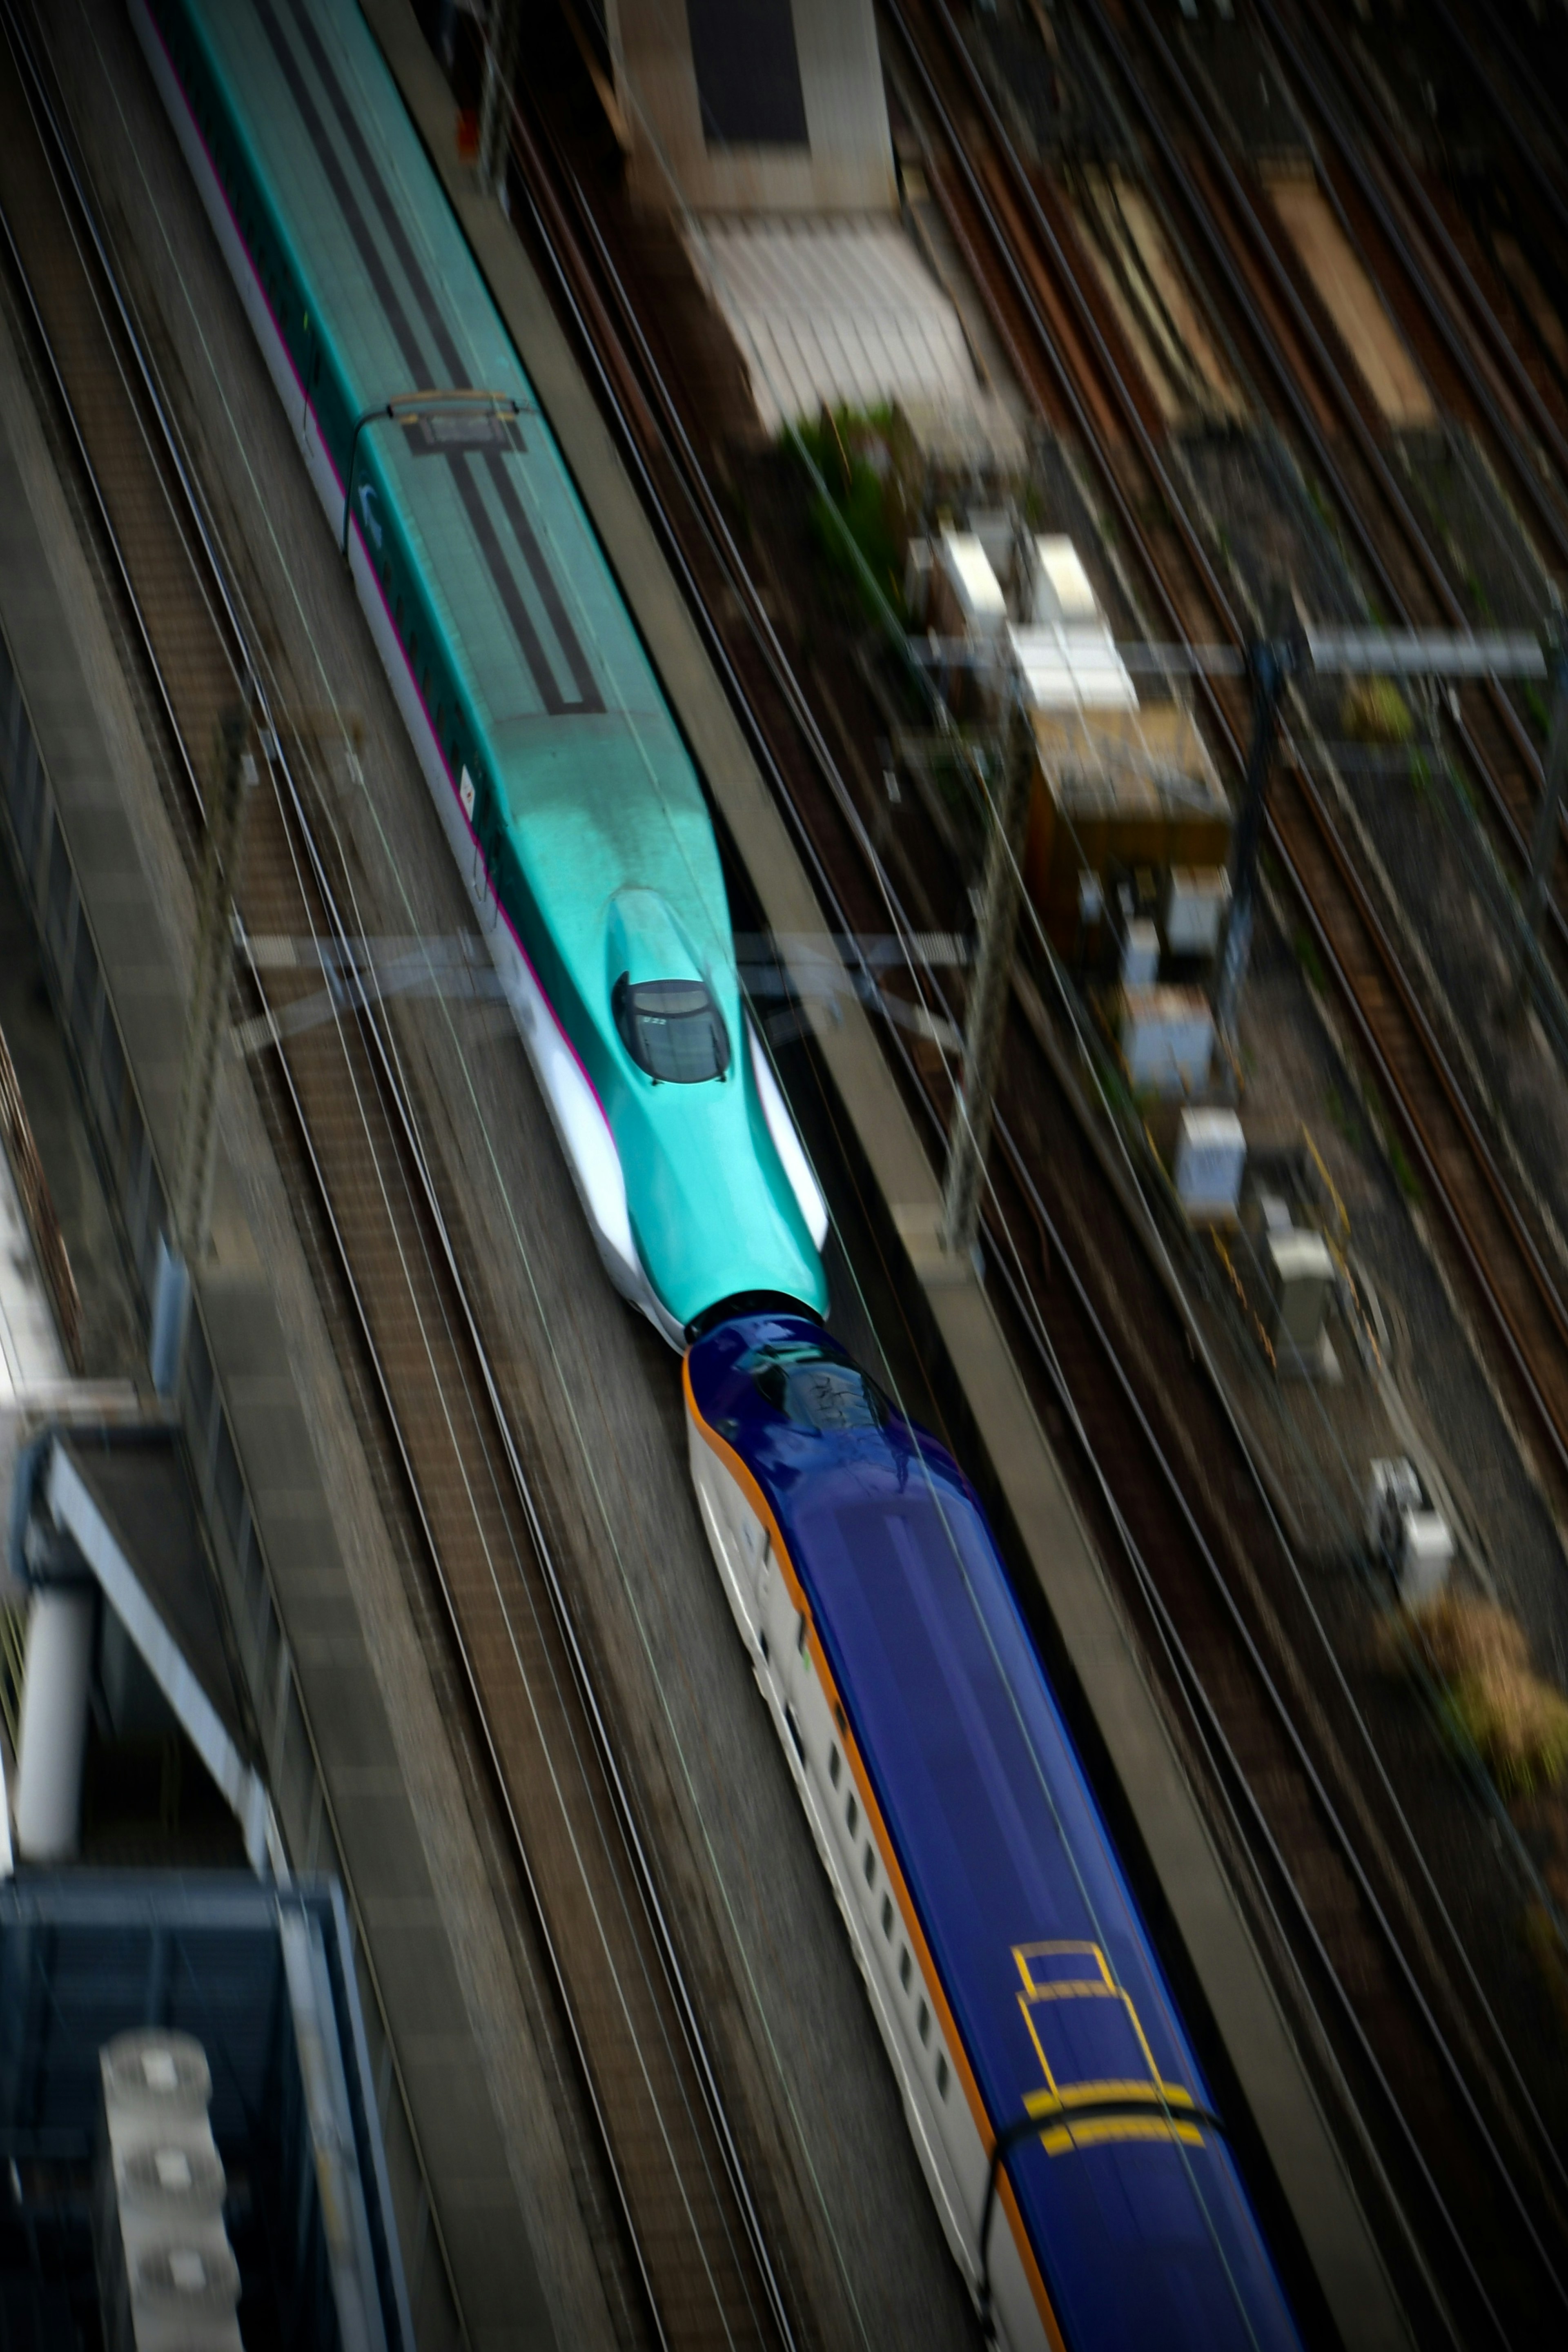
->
[[613, 975, 731, 1083], [746, 1342, 890, 1432]]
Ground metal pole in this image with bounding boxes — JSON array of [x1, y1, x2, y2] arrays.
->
[[1512, 633, 1568, 1011], [478, 0, 523, 200], [1212, 638, 1294, 1053], [941, 699, 1033, 1261], [152, 706, 256, 1396]]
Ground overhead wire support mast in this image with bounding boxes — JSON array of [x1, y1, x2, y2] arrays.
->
[[941, 697, 1033, 1262], [151, 702, 258, 1397], [1514, 625, 1568, 1010], [915, 620, 1552, 1157], [433, 28, 1568, 2323]]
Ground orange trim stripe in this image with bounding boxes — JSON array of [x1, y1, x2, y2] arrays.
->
[[684, 1361, 1065, 2350]]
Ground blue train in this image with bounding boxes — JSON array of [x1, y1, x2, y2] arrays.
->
[[136, 1, 1305, 2340], [132, 0, 827, 1342], [686, 1315, 1302, 2350]]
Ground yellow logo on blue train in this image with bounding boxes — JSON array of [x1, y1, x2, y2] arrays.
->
[[1013, 1943, 1205, 2156]]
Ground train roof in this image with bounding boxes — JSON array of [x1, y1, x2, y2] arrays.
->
[[688, 1315, 1300, 2350], [159, 0, 825, 1325], [180, 0, 685, 777]]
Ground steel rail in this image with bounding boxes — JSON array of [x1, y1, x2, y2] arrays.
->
[[895, 0, 1568, 1469], [1069, 0, 1568, 1419], [1068, 0, 1559, 852], [494, 7, 1568, 2326], [1272, 0, 1568, 513], [881, 0, 1568, 2292], [0, 11, 795, 2341], [1427, 0, 1568, 252], [0, 78, 679, 2352], [494, 78, 1465, 2326]]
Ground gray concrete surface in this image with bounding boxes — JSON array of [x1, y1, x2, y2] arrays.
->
[[37, 0, 984, 2343]]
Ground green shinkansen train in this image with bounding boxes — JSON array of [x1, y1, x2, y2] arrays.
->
[[132, 0, 829, 1340]]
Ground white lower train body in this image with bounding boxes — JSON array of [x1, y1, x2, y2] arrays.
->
[[687, 1417, 1052, 2352]]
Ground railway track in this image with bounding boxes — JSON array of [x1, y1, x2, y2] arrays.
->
[[1102, 0, 1568, 987], [1258, 0, 1568, 523], [469, 2, 1568, 2338], [891, 0, 1568, 1499], [0, 12, 797, 2347]]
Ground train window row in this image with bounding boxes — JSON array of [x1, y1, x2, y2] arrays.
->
[[154, 13, 310, 401], [379, 558, 471, 795], [172, 45, 289, 361], [823, 1723, 949, 2102]]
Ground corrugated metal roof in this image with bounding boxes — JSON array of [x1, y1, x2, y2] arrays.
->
[[686, 216, 980, 432]]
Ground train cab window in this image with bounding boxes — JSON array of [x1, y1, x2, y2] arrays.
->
[[881, 1895, 893, 1940], [845, 1793, 858, 1837], [828, 1744, 840, 1787], [746, 1341, 889, 1432], [918, 2001, 930, 2047], [612, 975, 730, 1084], [936, 2054, 949, 2099], [900, 1949, 911, 1992]]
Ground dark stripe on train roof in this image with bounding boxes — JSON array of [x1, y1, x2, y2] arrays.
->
[[247, 0, 601, 718], [275, 0, 603, 717]]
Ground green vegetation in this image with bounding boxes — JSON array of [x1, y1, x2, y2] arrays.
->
[[791, 406, 904, 619], [1323, 1083, 1363, 1152], [1341, 677, 1415, 746], [1464, 569, 1495, 624], [1303, 474, 1336, 534], [1323, 1071, 1421, 1202], [1381, 1595, 1568, 1800], [1293, 925, 1326, 991], [1384, 1127, 1423, 1204]]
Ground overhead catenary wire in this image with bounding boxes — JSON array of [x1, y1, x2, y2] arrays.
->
[[0, 6, 800, 2342], [18, 4, 1561, 2333], [552, 0, 1568, 2309]]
